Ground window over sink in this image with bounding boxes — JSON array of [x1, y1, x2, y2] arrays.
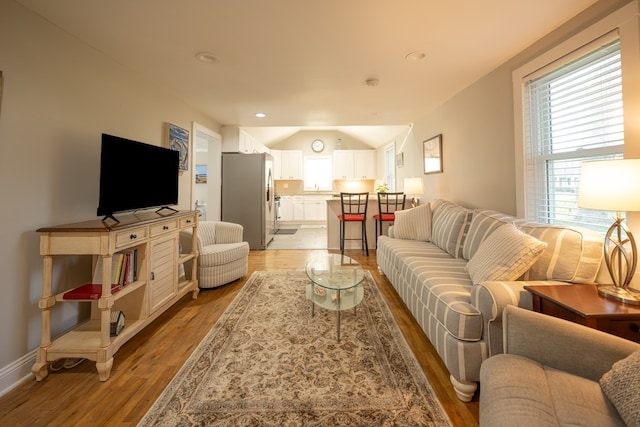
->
[[304, 156, 332, 191]]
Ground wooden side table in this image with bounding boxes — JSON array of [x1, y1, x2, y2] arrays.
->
[[524, 284, 640, 343]]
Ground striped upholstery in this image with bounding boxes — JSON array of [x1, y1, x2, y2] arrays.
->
[[431, 199, 472, 259], [462, 209, 513, 260], [392, 203, 432, 241], [376, 199, 606, 399], [466, 223, 547, 284], [515, 221, 604, 283], [180, 221, 249, 289], [377, 236, 487, 383]]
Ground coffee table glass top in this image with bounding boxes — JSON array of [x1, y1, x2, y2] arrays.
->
[[305, 253, 365, 291]]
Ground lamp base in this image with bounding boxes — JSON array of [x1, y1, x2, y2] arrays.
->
[[597, 285, 640, 305]]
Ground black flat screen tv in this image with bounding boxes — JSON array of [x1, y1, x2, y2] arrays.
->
[[97, 133, 179, 221]]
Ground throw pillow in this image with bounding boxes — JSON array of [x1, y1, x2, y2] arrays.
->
[[430, 200, 472, 259], [392, 203, 431, 242], [600, 350, 640, 427], [466, 223, 547, 283]]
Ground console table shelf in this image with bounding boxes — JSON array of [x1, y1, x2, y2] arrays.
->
[[32, 210, 199, 381]]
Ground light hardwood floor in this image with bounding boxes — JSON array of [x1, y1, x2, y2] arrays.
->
[[0, 249, 479, 426]]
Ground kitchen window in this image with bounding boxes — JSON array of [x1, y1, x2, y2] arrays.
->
[[517, 31, 624, 233], [304, 156, 332, 191]]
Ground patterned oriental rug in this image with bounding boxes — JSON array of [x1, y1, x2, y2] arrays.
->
[[138, 270, 451, 426]]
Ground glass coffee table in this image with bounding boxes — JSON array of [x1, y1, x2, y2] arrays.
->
[[305, 253, 365, 342]]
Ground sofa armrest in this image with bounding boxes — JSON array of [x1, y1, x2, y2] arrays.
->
[[211, 221, 244, 244], [503, 305, 640, 381], [470, 280, 568, 355]]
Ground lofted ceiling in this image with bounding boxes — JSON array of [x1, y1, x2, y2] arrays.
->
[[17, 0, 598, 147]]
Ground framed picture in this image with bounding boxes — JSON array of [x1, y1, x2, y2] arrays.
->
[[164, 122, 189, 171], [195, 164, 208, 183], [396, 152, 404, 168], [423, 134, 443, 174]]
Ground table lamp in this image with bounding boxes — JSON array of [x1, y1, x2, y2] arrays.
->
[[578, 159, 640, 305], [404, 177, 424, 208]]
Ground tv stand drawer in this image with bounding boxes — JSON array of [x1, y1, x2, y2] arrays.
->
[[115, 226, 147, 248], [150, 219, 178, 237]]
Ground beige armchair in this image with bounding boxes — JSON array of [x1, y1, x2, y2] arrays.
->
[[480, 305, 640, 427], [180, 221, 249, 289]]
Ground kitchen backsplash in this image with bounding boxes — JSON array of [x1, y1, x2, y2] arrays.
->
[[275, 179, 375, 195]]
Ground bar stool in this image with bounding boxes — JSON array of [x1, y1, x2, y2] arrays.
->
[[338, 192, 369, 256], [373, 192, 406, 237]]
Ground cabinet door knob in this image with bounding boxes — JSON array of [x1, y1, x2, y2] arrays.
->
[[151, 272, 155, 280], [130, 234, 137, 239], [163, 225, 169, 230]]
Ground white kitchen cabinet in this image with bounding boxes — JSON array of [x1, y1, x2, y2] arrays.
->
[[353, 150, 376, 179], [333, 151, 353, 179], [221, 126, 268, 153], [278, 195, 293, 221], [278, 150, 303, 179], [333, 150, 375, 179], [271, 150, 282, 178], [303, 196, 329, 221], [292, 196, 304, 221]]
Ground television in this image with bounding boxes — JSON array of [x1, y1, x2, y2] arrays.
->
[[97, 133, 179, 222]]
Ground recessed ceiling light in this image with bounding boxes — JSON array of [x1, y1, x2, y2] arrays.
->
[[255, 112, 266, 118], [405, 50, 426, 61], [195, 52, 219, 64]]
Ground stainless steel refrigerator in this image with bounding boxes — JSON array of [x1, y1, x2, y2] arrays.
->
[[221, 153, 274, 249]]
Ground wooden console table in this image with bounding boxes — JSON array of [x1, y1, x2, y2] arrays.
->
[[32, 210, 199, 381], [525, 284, 640, 343]]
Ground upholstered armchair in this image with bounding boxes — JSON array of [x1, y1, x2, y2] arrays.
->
[[180, 221, 249, 289], [480, 305, 640, 426]]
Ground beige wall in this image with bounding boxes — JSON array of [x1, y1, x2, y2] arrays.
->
[[394, 0, 634, 215], [0, 0, 220, 390]]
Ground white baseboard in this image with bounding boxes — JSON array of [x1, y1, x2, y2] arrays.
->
[[0, 350, 36, 397]]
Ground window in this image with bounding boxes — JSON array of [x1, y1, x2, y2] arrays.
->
[[522, 35, 623, 233], [304, 156, 332, 191], [384, 144, 396, 191]]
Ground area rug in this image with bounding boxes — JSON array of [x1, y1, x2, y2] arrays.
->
[[138, 270, 451, 426]]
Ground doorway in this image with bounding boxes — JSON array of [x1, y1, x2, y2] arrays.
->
[[191, 123, 222, 221]]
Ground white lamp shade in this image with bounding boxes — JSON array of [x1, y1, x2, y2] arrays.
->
[[403, 177, 424, 195], [579, 159, 640, 212]]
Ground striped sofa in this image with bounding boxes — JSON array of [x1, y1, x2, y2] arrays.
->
[[376, 199, 604, 402]]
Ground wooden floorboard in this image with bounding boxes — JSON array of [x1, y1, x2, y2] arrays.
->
[[0, 249, 479, 426]]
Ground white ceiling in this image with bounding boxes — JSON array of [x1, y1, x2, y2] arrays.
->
[[18, 0, 598, 147]]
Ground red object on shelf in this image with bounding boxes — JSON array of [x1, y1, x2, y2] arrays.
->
[[62, 284, 121, 300]]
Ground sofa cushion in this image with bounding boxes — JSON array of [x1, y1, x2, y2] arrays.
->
[[480, 354, 624, 427], [431, 199, 472, 259], [199, 242, 250, 267], [376, 236, 482, 341], [392, 203, 432, 241], [462, 209, 515, 260], [600, 350, 640, 427], [514, 220, 604, 283], [466, 223, 547, 284]]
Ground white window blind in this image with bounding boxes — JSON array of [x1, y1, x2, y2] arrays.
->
[[524, 36, 623, 233]]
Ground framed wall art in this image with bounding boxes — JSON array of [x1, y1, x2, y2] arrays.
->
[[164, 122, 189, 171], [396, 152, 404, 168], [195, 164, 208, 183], [423, 134, 443, 174]]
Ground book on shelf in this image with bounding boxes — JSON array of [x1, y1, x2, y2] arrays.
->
[[92, 249, 138, 288], [62, 283, 121, 300], [110, 310, 125, 336]]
